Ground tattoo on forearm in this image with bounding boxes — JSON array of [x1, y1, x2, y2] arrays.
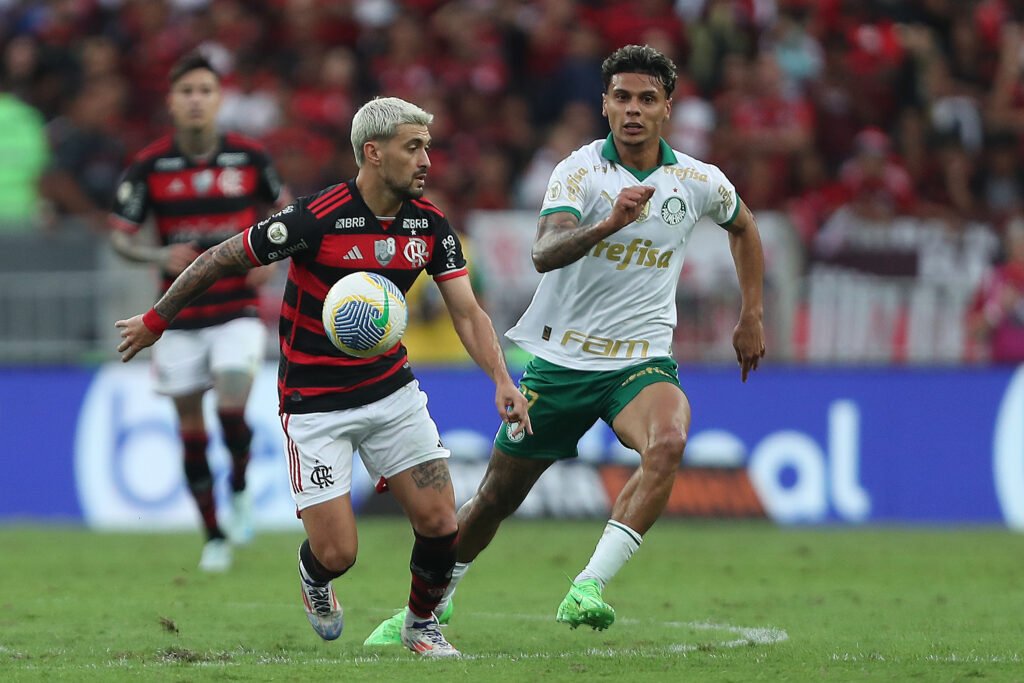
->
[[410, 459, 451, 491], [533, 214, 605, 271], [154, 236, 253, 320]]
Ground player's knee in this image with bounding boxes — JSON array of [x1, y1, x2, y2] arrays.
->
[[645, 431, 686, 475], [411, 507, 458, 538], [316, 544, 357, 574], [311, 535, 357, 573]]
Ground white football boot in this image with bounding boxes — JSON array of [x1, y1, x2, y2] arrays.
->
[[198, 538, 231, 572], [298, 558, 344, 641], [229, 489, 254, 546], [401, 613, 461, 658]]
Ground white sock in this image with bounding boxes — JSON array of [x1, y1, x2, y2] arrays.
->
[[298, 560, 325, 587], [404, 606, 430, 628], [434, 561, 471, 617], [574, 521, 642, 588]]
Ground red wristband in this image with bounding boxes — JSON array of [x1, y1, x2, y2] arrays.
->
[[142, 308, 169, 335]]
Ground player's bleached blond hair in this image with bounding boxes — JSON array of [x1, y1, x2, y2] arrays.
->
[[350, 97, 434, 168]]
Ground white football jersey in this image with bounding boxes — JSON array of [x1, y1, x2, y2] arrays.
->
[[506, 136, 740, 370]]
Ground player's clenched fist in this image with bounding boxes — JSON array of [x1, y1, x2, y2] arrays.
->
[[611, 185, 655, 229]]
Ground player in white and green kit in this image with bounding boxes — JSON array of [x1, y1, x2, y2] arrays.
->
[[365, 44, 765, 644]]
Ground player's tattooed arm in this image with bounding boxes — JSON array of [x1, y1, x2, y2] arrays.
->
[[153, 233, 254, 321], [531, 212, 599, 272], [410, 459, 452, 492], [532, 185, 655, 272]]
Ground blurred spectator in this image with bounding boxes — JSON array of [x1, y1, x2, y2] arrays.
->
[[287, 46, 357, 136], [515, 107, 597, 210], [913, 132, 976, 223], [667, 75, 715, 158], [786, 149, 848, 246], [467, 147, 513, 210], [810, 37, 860, 169], [973, 130, 1024, 224], [769, 4, 824, 92], [968, 216, 1024, 363], [594, 0, 684, 52], [0, 84, 48, 230], [544, 23, 605, 121], [687, 0, 753, 97], [116, 0, 189, 128], [2, 36, 42, 105], [838, 127, 915, 222], [260, 113, 334, 197], [727, 51, 814, 207], [985, 22, 1024, 133], [39, 76, 127, 233], [370, 12, 437, 101], [78, 36, 121, 81], [217, 57, 282, 138], [922, 55, 983, 154]]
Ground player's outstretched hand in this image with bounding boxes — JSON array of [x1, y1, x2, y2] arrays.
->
[[497, 383, 533, 439], [115, 315, 160, 362], [733, 314, 765, 383], [610, 185, 656, 230]]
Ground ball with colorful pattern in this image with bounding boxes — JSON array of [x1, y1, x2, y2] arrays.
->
[[321, 271, 408, 357]]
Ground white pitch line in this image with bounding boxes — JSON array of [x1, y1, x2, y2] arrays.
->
[[348, 612, 788, 663]]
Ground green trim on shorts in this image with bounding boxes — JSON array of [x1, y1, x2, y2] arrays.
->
[[494, 355, 682, 460]]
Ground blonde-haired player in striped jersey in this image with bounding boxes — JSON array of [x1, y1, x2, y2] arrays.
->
[[366, 44, 765, 642]]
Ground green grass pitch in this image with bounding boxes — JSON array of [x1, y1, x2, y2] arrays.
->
[[1, 518, 1022, 681]]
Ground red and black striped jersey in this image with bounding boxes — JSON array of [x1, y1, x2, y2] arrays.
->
[[109, 132, 283, 330], [244, 179, 468, 414]]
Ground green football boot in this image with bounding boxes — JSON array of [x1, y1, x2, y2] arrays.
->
[[363, 600, 454, 646], [556, 579, 615, 631]]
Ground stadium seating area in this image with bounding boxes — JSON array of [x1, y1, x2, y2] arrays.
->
[[2, 0, 1024, 363]]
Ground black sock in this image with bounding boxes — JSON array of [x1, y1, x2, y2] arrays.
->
[[299, 539, 351, 585], [408, 529, 458, 618], [218, 409, 252, 493], [182, 430, 223, 541]]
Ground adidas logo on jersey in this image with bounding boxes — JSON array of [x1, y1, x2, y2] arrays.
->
[[343, 246, 363, 260]]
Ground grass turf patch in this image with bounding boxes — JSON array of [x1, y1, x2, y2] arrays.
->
[[1, 519, 1022, 681]]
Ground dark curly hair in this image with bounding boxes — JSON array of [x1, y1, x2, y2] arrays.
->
[[601, 45, 677, 98], [168, 51, 220, 86]]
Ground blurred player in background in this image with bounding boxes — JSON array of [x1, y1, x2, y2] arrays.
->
[[114, 97, 531, 656], [108, 52, 291, 572], [367, 44, 765, 642]]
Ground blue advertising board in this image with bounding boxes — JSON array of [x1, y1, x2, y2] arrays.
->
[[1, 363, 1022, 528]]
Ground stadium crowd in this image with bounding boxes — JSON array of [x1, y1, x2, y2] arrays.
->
[[2, 0, 1024, 361]]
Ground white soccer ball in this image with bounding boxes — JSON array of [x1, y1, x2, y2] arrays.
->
[[321, 271, 408, 357]]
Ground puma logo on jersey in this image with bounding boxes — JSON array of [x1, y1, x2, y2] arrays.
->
[[343, 246, 363, 260], [599, 190, 650, 222], [589, 238, 673, 270]]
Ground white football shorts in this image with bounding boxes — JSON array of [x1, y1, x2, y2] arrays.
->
[[281, 380, 450, 510], [151, 317, 267, 396]]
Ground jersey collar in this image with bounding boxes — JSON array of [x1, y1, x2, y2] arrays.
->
[[172, 133, 225, 166], [600, 134, 678, 181], [346, 177, 406, 231]]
